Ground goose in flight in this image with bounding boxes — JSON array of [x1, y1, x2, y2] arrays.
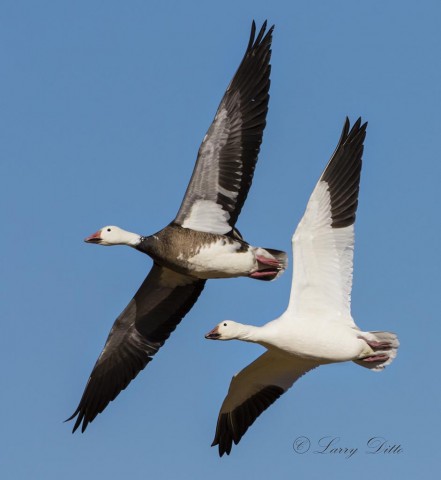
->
[[205, 118, 399, 456], [68, 21, 287, 433]]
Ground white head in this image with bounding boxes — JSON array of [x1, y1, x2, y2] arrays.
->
[[205, 320, 243, 341], [84, 225, 142, 247]]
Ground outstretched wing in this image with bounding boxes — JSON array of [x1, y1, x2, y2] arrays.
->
[[68, 265, 205, 432], [174, 21, 273, 234], [212, 352, 319, 456], [288, 118, 367, 323]]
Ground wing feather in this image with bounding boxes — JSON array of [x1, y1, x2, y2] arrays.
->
[[212, 352, 318, 456], [68, 265, 205, 432], [175, 21, 273, 234], [288, 118, 367, 321]]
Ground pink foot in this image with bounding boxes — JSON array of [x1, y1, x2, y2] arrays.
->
[[256, 255, 280, 267], [249, 270, 277, 279], [358, 337, 392, 351], [361, 354, 389, 363]]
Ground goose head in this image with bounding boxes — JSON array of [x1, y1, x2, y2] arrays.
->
[[205, 321, 243, 341], [84, 226, 142, 247]]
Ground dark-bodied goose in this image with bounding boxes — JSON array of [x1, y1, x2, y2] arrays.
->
[[68, 21, 287, 433], [205, 118, 399, 456]]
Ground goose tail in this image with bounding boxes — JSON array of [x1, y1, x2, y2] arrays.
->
[[354, 331, 400, 371], [249, 248, 288, 281]]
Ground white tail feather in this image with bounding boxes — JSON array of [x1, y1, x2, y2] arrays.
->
[[354, 331, 399, 371]]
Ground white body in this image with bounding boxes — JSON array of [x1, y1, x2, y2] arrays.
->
[[186, 241, 278, 279], [256, 315, 367, 362], [187, 242, 255, 278], [207, 120, 399, 456]]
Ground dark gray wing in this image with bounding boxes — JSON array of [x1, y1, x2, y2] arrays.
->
[[174, 21, 273, 235], [67, 264, 205, 432]]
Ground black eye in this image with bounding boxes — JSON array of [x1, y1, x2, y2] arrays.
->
[[107, 228, 111, 232], [223, 323, 227, 327]]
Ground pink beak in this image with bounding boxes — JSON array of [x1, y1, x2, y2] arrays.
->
[[84, 230, 102, 244], [205, 326, 221, 340]]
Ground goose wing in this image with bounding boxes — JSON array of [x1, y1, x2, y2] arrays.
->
[[212, 351, 319, 456], [68, 264, 205, 432], [174, 21, 273, 234], [287, 118, 367, 323]]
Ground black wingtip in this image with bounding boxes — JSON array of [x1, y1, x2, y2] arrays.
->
[[246, 20, 274, 54], [347, 117, 368, 145], [65, 414, 83, 434], [211, 385, 284, 457], [254, 20, 268, 45], [247, 20, 257, 51], [211, 437, 230, 456], [336, 116, 368, 149], [352, 116, 368, 131], [65, 404, 90, 433], [320, 116, 368, 228], [64, 409, 78, 428], [337, 117, 351, 147]]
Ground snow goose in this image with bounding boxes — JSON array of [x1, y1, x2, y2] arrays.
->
[[68, 21, 287, 433], [205, 118, 399, 456]]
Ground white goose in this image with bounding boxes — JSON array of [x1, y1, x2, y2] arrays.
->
[[205, 118, 399, 456]]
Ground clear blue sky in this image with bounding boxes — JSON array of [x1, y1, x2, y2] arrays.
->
[[2, 1, 439, 478]]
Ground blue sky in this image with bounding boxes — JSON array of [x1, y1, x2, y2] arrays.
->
[[2, 0, 440, 478]]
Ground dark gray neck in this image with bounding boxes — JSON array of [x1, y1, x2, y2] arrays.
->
[[135, 235, 156, 255]]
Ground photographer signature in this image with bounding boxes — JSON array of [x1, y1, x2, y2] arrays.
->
[[293, 436, 403, 458]]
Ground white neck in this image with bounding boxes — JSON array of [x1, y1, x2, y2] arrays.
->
[[121, 230, 142, 247], [235, 324, 264, 344]]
